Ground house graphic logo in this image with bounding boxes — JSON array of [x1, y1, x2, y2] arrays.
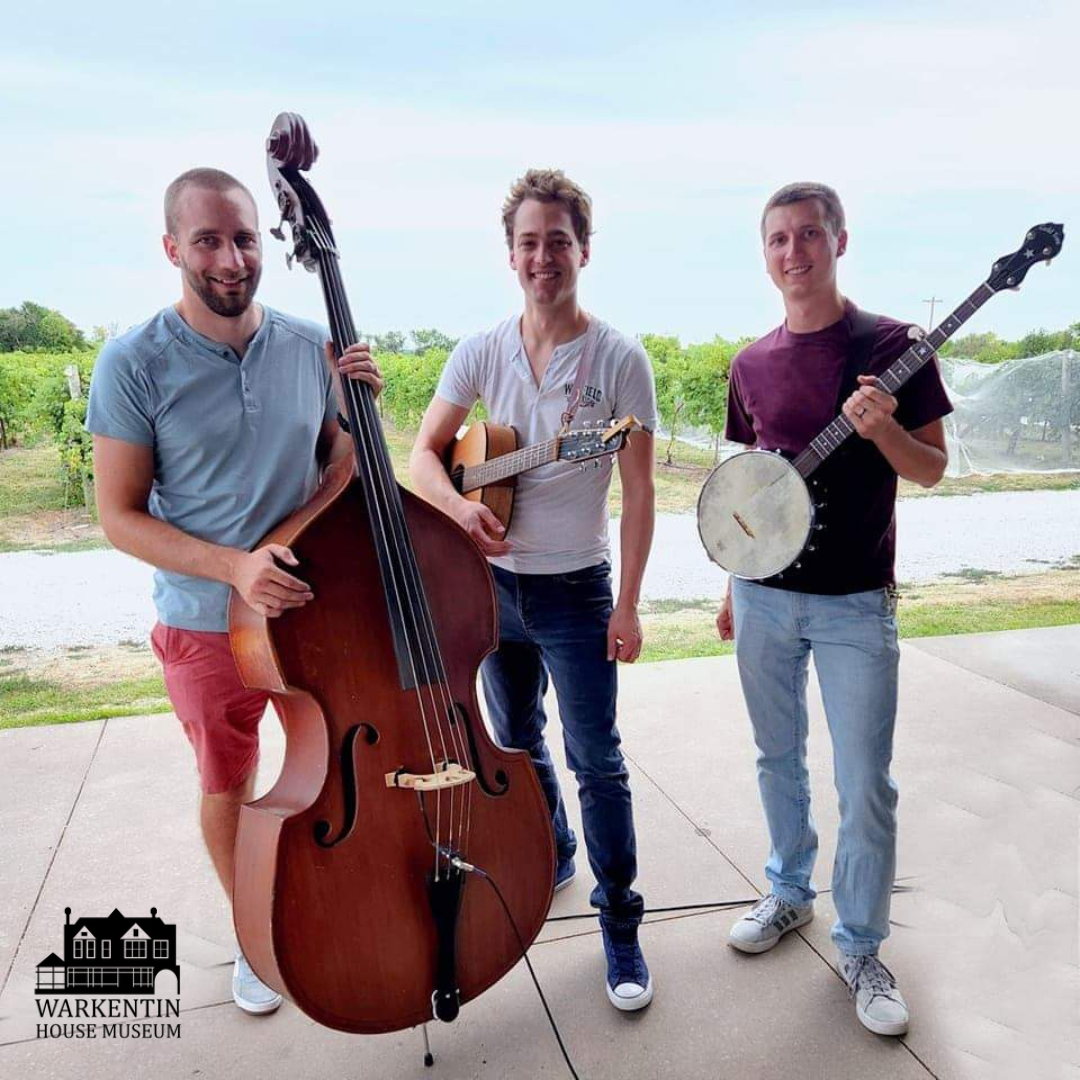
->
[[36, 906, 179, 996], [33, 906, 181, 1041]]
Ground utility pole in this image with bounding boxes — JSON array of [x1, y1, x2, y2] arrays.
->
[[923, 296, 943, 330]]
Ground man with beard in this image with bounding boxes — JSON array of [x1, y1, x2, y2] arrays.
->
[[86, 168, 382, 1015]]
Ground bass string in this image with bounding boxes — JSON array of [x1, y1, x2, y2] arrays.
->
[[318, 241, 461, 871], [313, 237, 453, 874], [314, 226, 476, 862]]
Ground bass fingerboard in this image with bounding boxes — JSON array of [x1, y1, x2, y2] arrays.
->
[[791, 282, 996, 479]]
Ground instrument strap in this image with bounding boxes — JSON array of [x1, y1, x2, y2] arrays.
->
[[834, 306, 882, 412], [560, 316, 598, 430]]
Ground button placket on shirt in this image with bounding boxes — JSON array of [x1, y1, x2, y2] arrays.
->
[[239, 349, 261, 415]]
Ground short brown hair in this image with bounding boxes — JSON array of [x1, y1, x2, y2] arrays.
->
[[761, 182, 845, 239], [501, 168, 593, 248], [164, 168, 256, 236]]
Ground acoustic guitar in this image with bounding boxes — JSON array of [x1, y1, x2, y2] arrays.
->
[[448, 415, 639, 529]]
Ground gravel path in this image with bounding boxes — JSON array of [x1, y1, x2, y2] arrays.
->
[[2, 489, 1077, 651]]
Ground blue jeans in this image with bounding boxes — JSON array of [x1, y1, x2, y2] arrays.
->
[[481, 562, 644, 925], [732, 579, 900, 956]]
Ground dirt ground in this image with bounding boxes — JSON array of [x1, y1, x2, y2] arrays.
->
[[0, 508, 106, 550], [1, 639, 160, 687], [898, 566, 1080, 603]]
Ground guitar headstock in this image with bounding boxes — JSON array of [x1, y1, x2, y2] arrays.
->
[[556, 416, 641, 463], [986, 223, 1064, 291], [265, 112, 336, 272]]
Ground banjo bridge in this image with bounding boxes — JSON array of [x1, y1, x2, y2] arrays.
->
[[732, 511, 756, 539]]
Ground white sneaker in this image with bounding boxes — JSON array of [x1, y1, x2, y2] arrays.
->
[[728, 895, 813, 954], [836, 951, 909, 1036], [233, 952, 283, 1015]]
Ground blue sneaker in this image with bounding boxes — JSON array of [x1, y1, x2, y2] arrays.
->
[[600, 920, 653, 1012], [554, 856, 576, 893]]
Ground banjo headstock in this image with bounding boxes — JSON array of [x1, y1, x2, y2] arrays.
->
[[266, 112, 335, 272], [986, 223, 1064, 291]]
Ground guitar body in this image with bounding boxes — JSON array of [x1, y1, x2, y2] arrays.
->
[[697, 451, 814, 580], [448, 422, 519, 529]]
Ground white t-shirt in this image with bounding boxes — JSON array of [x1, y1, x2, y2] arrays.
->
[[436, 315, 658, 574]]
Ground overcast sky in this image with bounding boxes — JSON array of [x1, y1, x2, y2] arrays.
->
[[3, 0, 1076, 345]]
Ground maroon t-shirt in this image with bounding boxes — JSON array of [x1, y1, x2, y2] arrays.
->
[[725, 302, 953, 594]]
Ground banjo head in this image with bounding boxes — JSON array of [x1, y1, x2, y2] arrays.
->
[[697, 451, 814, 580]]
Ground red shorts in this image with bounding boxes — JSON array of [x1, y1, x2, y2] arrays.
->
[[151, 622, 269, 795]]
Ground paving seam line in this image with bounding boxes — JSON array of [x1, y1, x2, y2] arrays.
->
[[624, 750, 941, 1079], [904, 641, 1080, 722], [0, 718, 110, 1000]]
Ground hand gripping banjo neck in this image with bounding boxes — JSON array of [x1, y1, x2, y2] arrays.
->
[[792, 223, 1065, 480], [697, 222, 1065, 581]]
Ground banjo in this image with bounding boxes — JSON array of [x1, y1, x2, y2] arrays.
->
[[448, 415, 638, 529], [697, 222, 1065, 580]]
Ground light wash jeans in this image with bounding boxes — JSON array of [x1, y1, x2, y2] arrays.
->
[[732, 578, 900, 956]]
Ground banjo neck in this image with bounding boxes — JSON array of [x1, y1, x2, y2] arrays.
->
[[791, 282, 997, 479]]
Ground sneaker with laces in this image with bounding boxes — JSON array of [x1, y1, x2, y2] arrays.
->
[[554, 856, 576, 893], [728, 894, 813, 954], [233, 951, 283, 1015], [836, 951, 909, 1036], [600, 920, 653, 1012]]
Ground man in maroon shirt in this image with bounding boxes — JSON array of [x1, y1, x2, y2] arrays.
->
[[716, 182, 952, 1036]]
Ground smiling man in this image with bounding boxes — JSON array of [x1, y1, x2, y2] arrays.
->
[[85, 168, 381, 1017], [410, 169, 658, 1012], [715, 182, 952, 1035]]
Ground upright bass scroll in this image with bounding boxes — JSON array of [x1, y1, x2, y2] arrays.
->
[[228, 111, 555, 1035]]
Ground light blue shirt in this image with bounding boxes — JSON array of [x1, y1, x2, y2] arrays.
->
[[86, 305, 335, 631]]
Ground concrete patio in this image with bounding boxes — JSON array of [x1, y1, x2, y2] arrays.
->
[[1, 625, 1077, 1080]]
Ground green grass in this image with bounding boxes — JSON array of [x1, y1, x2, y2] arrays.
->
[[1, 594, 1076, 727], [638, 596, 1080, 663], [0, 674, 171, 730], [0, 444, 68, 516]]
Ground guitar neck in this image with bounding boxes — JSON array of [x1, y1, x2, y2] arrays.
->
[[792, 283, 996, 478], [459, 437, 561, 494]]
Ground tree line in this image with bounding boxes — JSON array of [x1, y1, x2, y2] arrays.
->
[[2, 304, 1076, 509], [939, 323, 1079, 364]]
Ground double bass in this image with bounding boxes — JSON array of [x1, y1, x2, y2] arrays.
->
[[228, 113, 555, 1033]]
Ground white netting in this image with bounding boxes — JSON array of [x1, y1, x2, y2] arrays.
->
[[940, 350, 1080, 476]]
